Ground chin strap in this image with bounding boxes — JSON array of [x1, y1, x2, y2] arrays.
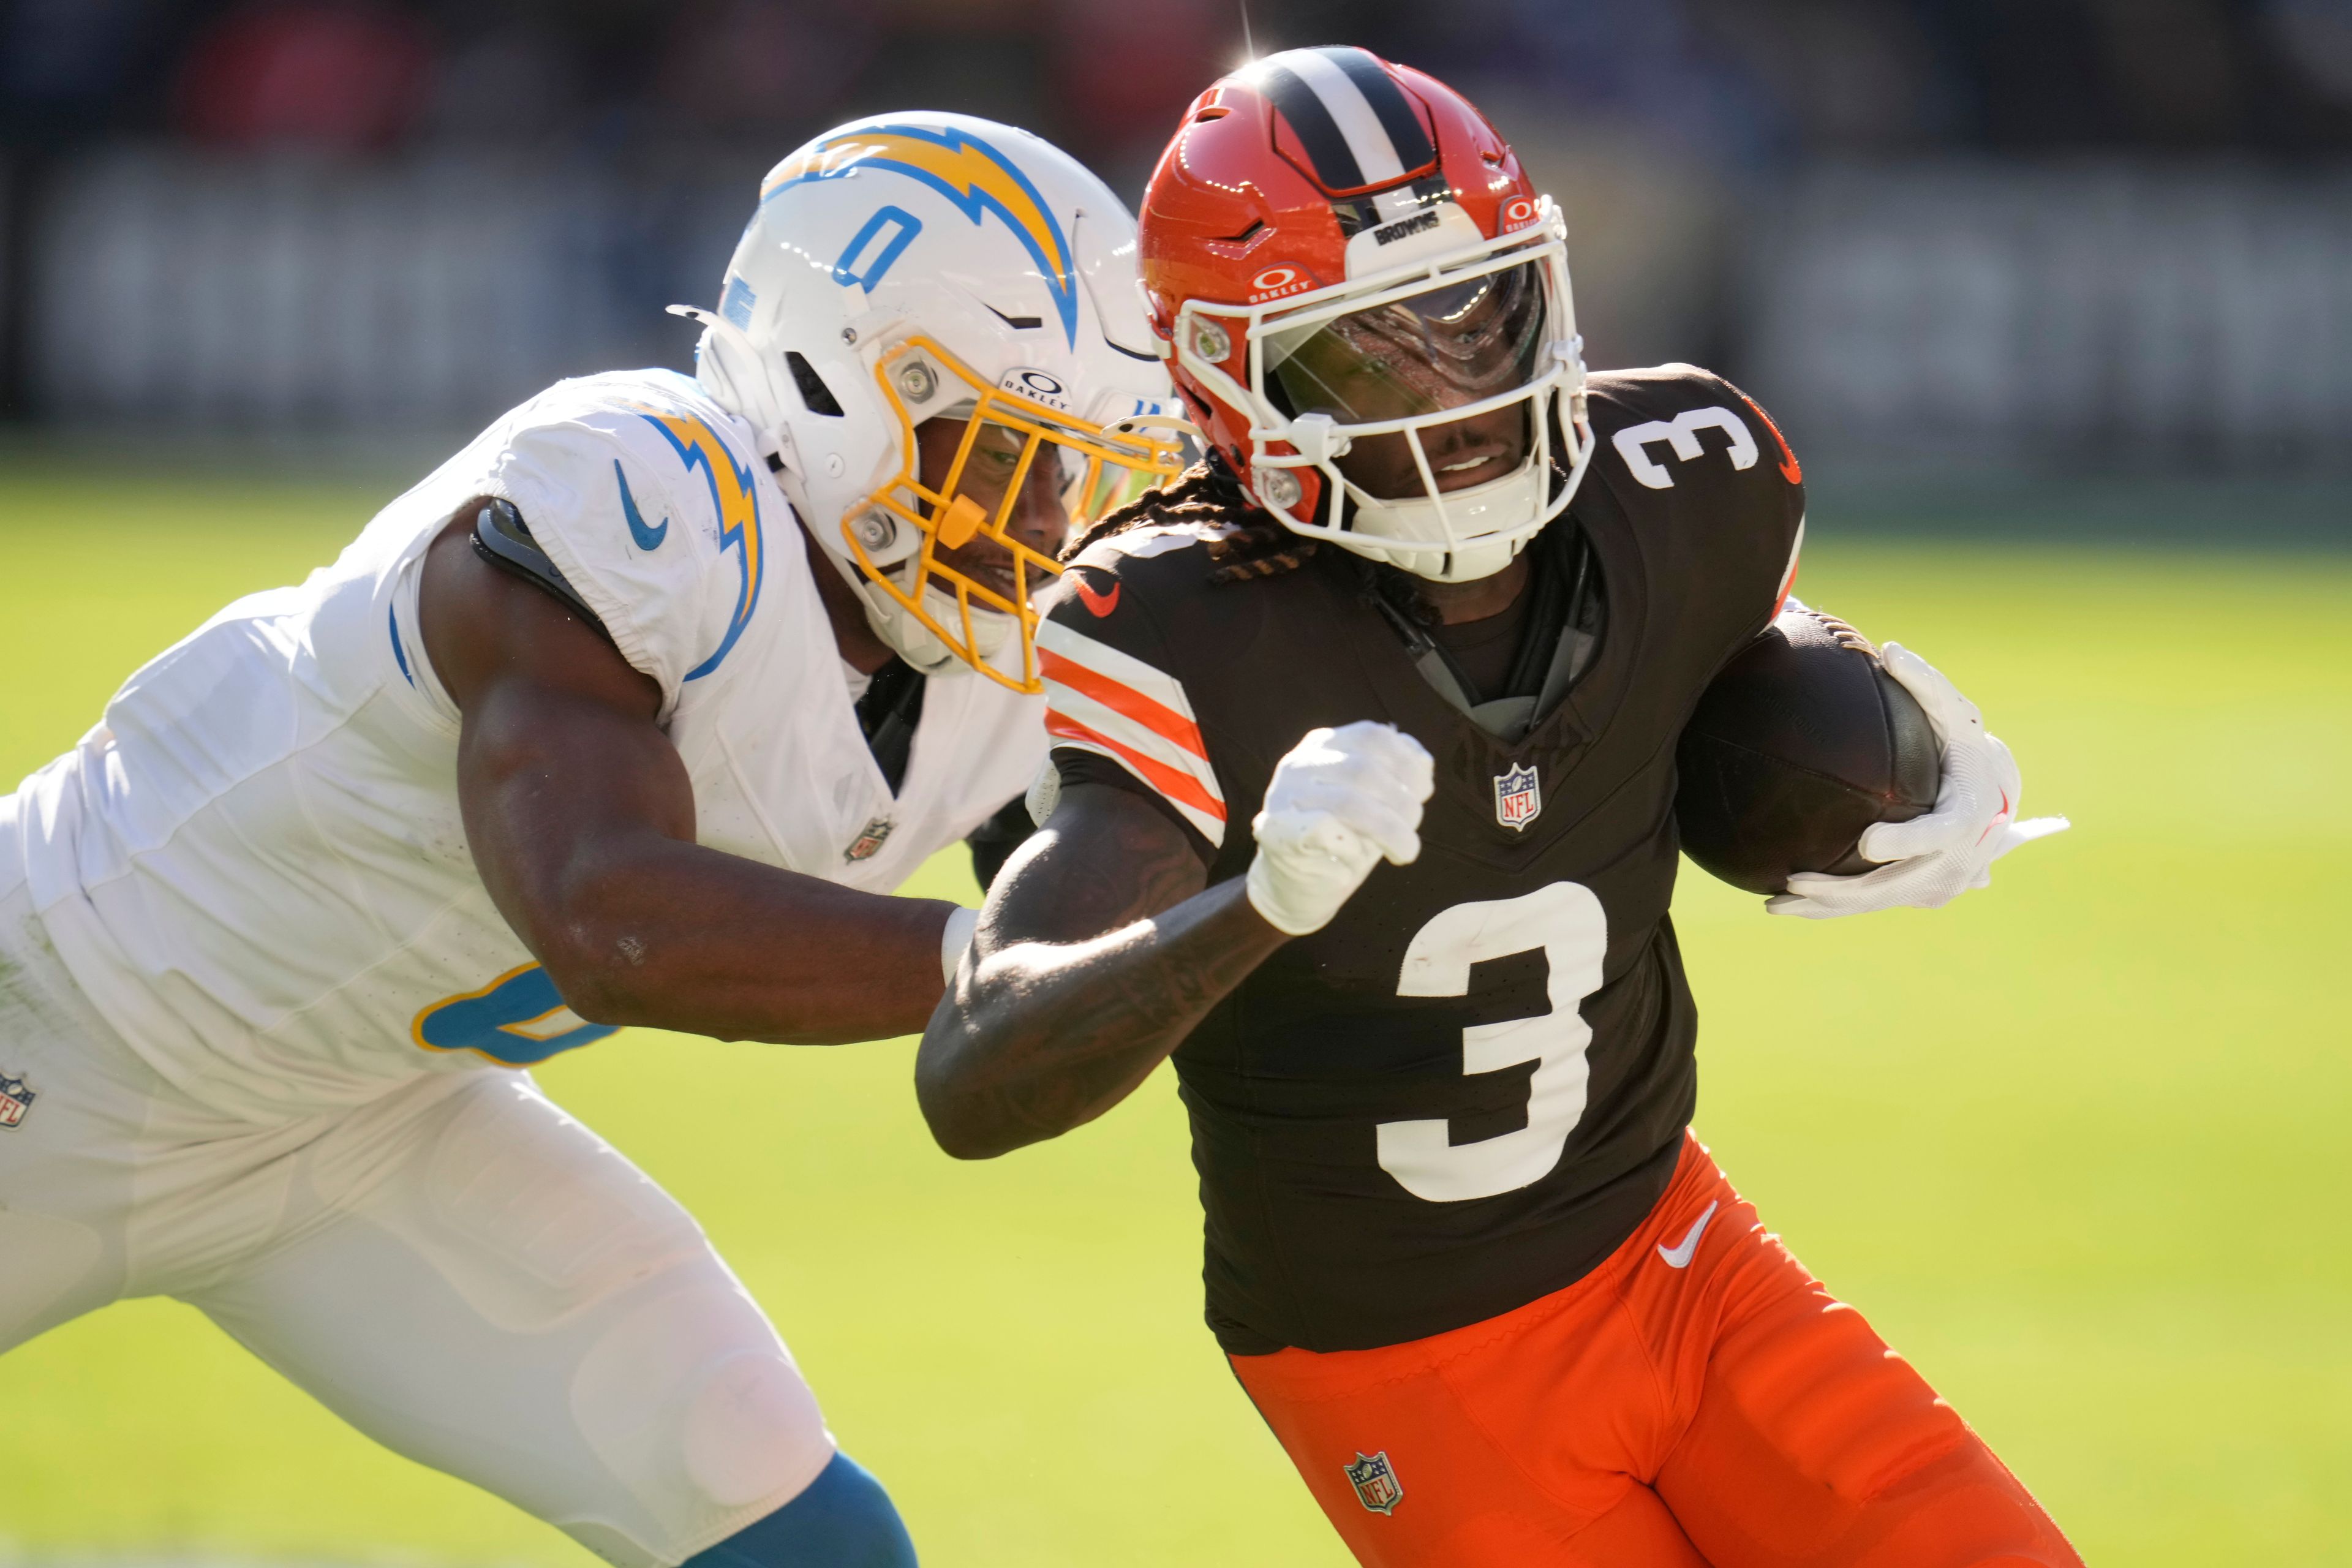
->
[[800, 511, 948, 671]]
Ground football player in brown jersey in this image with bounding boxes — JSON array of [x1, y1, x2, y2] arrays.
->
[[916, 49, 2075, 1568]]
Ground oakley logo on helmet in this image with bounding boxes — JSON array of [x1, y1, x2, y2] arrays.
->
[[1249, 265, 1314, 303], [1502, 196, 1539, 228], [1001, 367, 1071, 409]]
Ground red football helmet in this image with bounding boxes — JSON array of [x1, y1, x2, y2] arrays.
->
[[1138, 47, 1593, 582]]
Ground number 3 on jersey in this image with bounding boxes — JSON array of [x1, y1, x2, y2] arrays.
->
[[1377, 882, 1607, 1203]]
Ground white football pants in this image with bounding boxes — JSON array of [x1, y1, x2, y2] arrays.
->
[[0, 860, 835, 1566]]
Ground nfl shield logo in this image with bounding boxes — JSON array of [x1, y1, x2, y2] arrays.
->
[[843, 816, 895, 862], [0, 1072, 33, 1129], [1493, 763, 1542, 831], [1344, 1450, 1404, 1516]]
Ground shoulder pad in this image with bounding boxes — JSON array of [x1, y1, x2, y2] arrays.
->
[[1583, 363, 1742, 422], [472, 499, 610, 636]]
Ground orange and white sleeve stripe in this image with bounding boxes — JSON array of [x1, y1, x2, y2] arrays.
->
[[1037, 619, 1227, 848]]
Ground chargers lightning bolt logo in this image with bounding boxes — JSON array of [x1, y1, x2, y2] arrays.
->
[[615, 461, 668, 551], [630, 408, 763, 680], [761, 124, 1081, 347]]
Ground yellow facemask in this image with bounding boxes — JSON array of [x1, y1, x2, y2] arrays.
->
[[843, 336, 1189, 694]]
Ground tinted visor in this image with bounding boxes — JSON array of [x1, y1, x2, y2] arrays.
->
[[1264, 261, 1545, 425]]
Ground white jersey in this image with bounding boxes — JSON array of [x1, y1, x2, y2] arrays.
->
[[8, 369, 1044, 1121]]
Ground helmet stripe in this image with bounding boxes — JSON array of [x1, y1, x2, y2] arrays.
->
[[1259, 61, 1366, 191], [1325, 48, 1435, 173], [1261, 47, 1426, 192]]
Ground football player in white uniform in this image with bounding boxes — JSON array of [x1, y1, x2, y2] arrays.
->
[[0, 112, 1180, 1567]]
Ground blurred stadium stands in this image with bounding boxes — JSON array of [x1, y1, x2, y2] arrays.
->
[[1, 0, 2348, 490]]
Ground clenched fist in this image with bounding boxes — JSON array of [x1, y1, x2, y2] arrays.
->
[[1246, 722, 1436, 937]]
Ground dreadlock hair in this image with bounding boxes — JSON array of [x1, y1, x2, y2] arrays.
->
[[1063, 449, 1321, 586]]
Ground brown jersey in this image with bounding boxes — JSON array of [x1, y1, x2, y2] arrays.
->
[[1039, 365, 1806, 1354]]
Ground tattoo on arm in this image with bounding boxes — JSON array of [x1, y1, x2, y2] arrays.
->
[[982, 783, 1208, 943]]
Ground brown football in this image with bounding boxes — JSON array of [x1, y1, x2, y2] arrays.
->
[[1675, 605, 1941, 895]]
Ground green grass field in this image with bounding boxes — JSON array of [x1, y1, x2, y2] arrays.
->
[[1, 462, 2346, 1565]]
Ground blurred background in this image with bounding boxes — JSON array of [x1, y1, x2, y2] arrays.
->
[[1, 0, 2349, 510], [1, 4, 2348, 1566]]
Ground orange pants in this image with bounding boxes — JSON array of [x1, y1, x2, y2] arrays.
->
[[1231, 1134, 2079, 1568]]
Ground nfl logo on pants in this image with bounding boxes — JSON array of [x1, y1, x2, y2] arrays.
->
[[1493, 762, 1541, 831], [0, 1072, 33, 1129], [1344, 1450, 1403, 1515]]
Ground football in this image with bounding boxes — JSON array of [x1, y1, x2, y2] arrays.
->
[[1675, 605, 1942, 895]]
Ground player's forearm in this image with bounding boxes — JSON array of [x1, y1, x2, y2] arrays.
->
[[510, 832, 954, 1044], [450, 647, 954, 1044], [915, 878, 1285, 1159]]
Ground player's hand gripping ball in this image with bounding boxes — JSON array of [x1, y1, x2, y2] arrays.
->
[[1247, 722, 1436, 936], [1765, 643, 2067, 919]]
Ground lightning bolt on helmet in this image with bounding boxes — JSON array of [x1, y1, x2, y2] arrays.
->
[[1139, 49, 1594, 584], [676, 111, 1189, 692]]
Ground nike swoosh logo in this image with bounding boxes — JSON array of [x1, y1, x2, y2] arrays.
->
[[1978, 789, 2013, 846], [1657, 1200, 1717, 1269], [1736, 391, 1803, 485], [616, 460, 668, 551], [1071, 571, 1120, 618]]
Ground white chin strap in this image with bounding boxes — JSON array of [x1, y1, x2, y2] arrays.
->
[[1333, 458, 1550, 583], [814, 539, 1009, 676], [861, 583, 1012, 677]]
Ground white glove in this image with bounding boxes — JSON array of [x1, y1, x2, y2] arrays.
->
[[1246, 722, 1436, 937], [940, 905, 979, 982], [1766, 643, 2068, 919]]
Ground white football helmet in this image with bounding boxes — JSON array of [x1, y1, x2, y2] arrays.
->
[[676, 111, 1188, 692]]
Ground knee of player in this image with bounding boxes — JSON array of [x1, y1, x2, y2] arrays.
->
[[674, 1349, 837, 1511], [573, 1291, 844, 1552], [684, 1450, 918, 1568]]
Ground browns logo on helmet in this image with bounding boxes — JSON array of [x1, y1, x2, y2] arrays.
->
[[1137, 47, 1594, 584]]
